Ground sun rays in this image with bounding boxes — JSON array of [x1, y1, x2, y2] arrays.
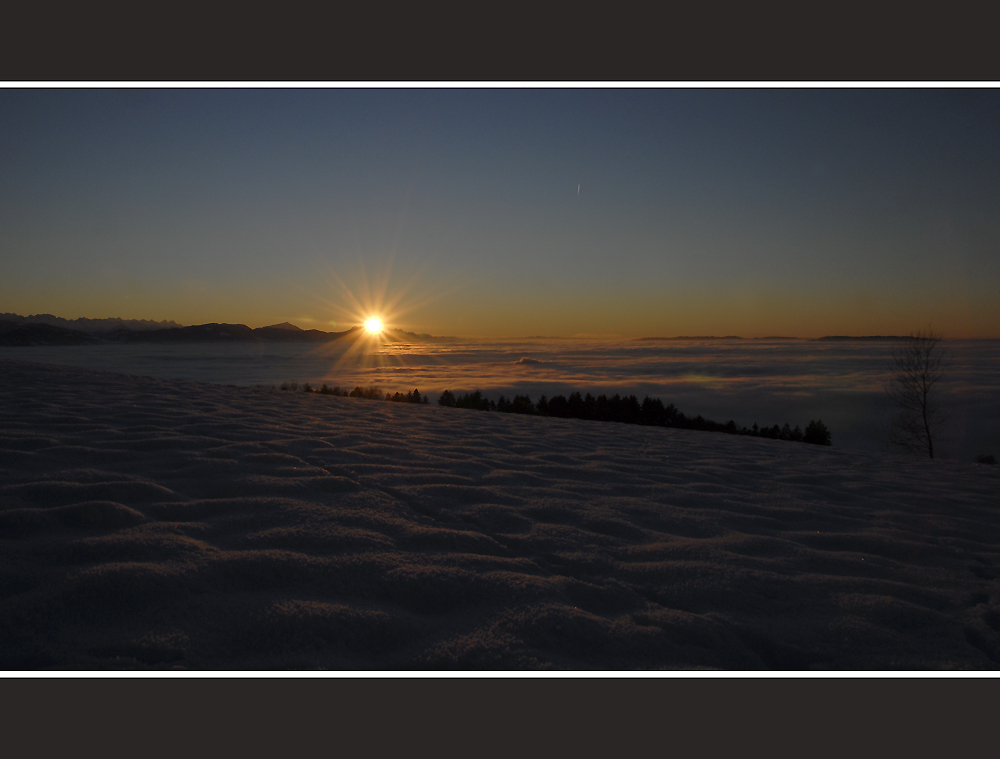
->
[[289, 254, 465, 386]]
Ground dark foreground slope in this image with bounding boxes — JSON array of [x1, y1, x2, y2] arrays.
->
[[1, 359, 998, 670]]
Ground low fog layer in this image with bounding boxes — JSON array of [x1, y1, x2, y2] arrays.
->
[[3, 337, 997, 461]]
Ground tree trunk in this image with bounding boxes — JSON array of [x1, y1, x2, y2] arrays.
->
[[923, 397, 934, 459]]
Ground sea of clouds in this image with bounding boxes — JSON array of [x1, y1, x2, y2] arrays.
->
[[4, 338, 998, 461]]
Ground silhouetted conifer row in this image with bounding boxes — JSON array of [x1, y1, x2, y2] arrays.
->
[[278, 380, 832, 446], [438, 389, 832, 445], [386, 389, 429, 404], [282, 381, 352, 395], [281, 382, 428, 403]]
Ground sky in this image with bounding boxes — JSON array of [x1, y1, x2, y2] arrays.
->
[[2, 87, 999, 338]]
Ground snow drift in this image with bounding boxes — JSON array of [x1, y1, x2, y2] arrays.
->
[[1, 359, 998, 670]]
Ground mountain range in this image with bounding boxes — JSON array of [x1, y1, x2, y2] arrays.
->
[[0, 314, 440, 346], [0, 313, 182, 332]]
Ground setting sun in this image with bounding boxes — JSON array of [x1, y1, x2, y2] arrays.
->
[[364, 317, 384, 335]]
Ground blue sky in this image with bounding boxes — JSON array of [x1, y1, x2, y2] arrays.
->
[[2, 87, 998, 337]]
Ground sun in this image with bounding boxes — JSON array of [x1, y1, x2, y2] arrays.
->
[[364, 316, 384, 335]]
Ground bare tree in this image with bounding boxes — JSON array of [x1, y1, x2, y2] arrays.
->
[[884, 327, 949, 458]]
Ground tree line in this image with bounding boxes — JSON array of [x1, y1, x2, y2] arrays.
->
[[281, 382, 428, 403], [437, 389, 832, 446], [278, 381, 830, 445]]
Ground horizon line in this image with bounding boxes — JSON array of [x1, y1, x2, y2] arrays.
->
[[4, 313, 999, 341]]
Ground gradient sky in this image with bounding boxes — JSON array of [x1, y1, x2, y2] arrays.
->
[[2, 87, 998, 338]]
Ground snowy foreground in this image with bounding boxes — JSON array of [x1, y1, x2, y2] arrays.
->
[[2, 359, 999, 671]]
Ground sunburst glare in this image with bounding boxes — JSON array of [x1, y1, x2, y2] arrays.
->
[[293, 255, 468, 389]]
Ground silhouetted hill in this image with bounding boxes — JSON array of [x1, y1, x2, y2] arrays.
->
[[110, 323, 363, 343], [261, 322, 301, 330], [252, 324, 360, 342], [0, 320, 99, 346], [111, 323, 257, 342]]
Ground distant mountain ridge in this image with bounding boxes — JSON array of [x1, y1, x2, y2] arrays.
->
[[0, 313, 183, 332], [0, 319, 100, 346], [0, 313, 449, 345], [107, 323, 362, 343]]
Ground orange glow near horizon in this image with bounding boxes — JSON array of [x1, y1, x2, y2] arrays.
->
[[287, 259, 447, 386]]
